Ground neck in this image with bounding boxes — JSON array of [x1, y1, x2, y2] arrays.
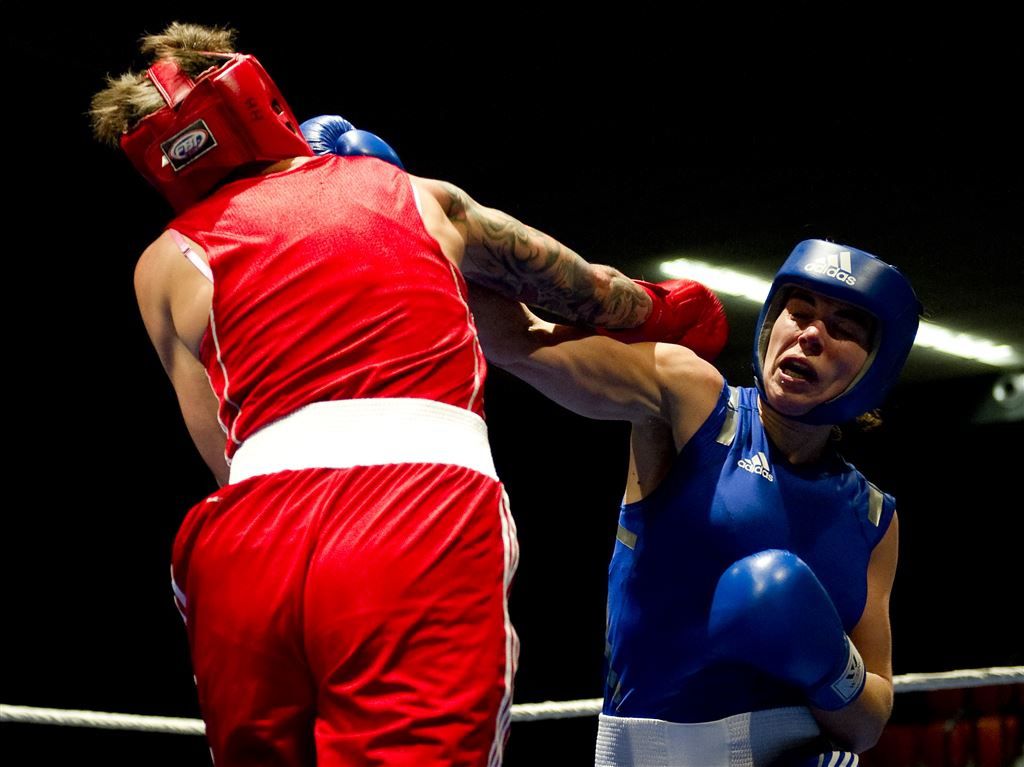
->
[[757, 395, 834, 464], [261, 156, 315, 174], [205, 156, 315, 198]]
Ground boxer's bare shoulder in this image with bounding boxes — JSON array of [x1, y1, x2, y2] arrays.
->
[[135, 231, 212, 358]]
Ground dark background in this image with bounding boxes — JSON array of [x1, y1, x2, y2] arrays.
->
[[5, 9, 1022, 765]]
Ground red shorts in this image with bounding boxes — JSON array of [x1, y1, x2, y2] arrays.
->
[[172, 462, 517, 767]]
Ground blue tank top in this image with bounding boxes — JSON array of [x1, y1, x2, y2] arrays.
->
[[604, 384, 895, 722]]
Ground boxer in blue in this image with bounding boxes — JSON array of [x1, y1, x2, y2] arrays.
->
[[471, 240, 921, 766]]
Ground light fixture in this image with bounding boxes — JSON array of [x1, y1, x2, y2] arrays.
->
[[660, 257, 1021, 368]]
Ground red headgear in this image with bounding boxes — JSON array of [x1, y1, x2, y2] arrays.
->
[[120, 52, 313, 212]]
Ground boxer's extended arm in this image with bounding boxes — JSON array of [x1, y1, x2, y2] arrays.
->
[[135, 234, 229, 486], [298, 116, 708, 339], [469, 285, 722, 446], [813, 513, 899, 753], [417, 178, 651, 329], [302, 117, 722, 346]]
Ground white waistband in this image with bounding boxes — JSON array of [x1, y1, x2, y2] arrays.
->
[[595, 708, 820, 767], [228, 399, 497, 485]]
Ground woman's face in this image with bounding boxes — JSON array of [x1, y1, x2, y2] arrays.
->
[[762, 289, 875, 419]]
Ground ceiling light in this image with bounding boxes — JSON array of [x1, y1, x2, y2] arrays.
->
[[660, 257, 1021, 368]]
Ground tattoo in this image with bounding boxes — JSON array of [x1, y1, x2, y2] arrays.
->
[[438, 182, 651, 328]]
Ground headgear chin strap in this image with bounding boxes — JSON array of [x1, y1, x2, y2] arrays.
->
[[120, 53, 313, 212], [752, 239, 922, 425]]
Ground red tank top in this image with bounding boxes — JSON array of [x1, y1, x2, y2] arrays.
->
[[169, 155, 486, 458]]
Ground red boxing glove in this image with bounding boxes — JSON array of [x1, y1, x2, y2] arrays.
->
[[598, 279, 729, 361]]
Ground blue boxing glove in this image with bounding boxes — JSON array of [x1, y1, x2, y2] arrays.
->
[[300, 114, 404, 169], [708, 550, 866, 711], [300, 114, 354, 153]]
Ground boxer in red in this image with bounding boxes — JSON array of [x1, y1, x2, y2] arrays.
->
[[90, 22, 726, 767]]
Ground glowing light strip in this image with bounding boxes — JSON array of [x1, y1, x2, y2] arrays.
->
[[913, 324, 1019, 366], [660, 257, 1021, 367]]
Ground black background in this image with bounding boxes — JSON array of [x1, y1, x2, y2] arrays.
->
[[5, 9, 1022, 765]]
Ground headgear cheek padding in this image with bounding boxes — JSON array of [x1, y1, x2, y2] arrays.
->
[[120, 53, 313, 212], [753, 240, 922, 425]]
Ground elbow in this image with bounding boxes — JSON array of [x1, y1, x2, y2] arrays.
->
[[816, 716, 887, 756], [857, 696, 894, 754], [847, 720, 887, 755]]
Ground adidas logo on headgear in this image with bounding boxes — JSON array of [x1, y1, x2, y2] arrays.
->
[[804, 251, 857, 286]]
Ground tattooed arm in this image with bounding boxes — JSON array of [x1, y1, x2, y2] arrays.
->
[[411, 176, 651, 329]]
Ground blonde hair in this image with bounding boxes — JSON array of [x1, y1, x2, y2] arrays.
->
[[89, 22, 237, 146]]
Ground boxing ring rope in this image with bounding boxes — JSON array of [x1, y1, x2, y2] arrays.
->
[[3, 666, 1022, 733]]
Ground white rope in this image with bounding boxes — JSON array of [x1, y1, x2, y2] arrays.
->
[[889, 666, 1024, 693], [3, 666, 1022, 732], [0, 705, 205, 735], [511, 698, 602, 721]]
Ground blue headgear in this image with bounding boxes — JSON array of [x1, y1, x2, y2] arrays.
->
[[752, 239, 922, 425]]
